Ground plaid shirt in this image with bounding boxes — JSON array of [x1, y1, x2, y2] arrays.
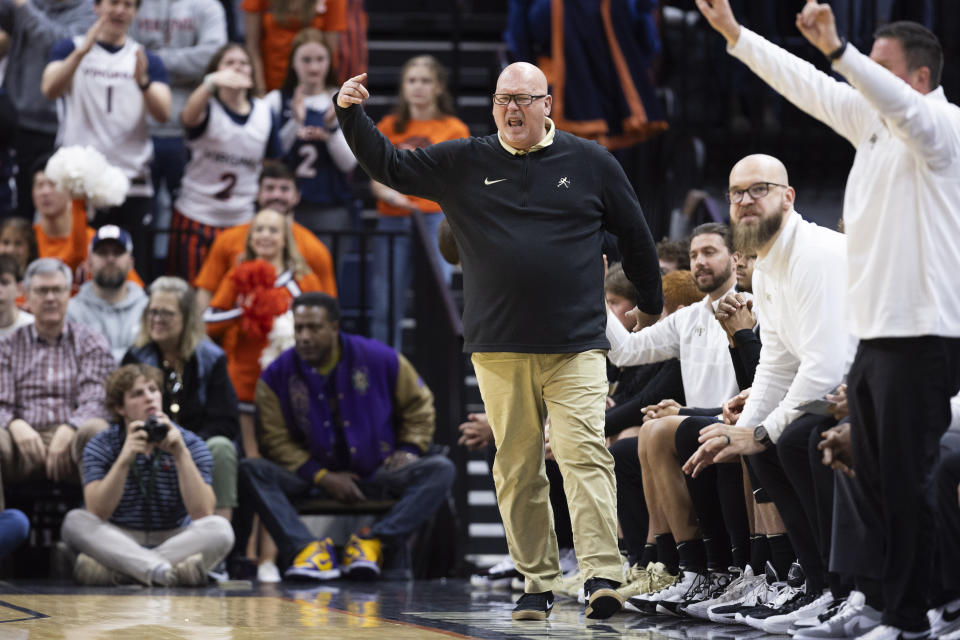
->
[[0, 321, 114, 429]]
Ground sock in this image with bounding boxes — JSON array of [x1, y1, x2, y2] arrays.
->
[[151, 562, 173, 586], [767, 534, 794, 580], [656, 533, 680, 575], [749, 535, 770, 575], [639, 543, 657, 568], [704, 536, 732, 571], [676, 539, 707, 573], [731, 543, 750, 571]]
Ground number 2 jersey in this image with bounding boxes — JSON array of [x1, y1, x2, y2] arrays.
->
[[176, 97, 281, 227], [266, 89, 357, 206], [51, 37, 167, 197]]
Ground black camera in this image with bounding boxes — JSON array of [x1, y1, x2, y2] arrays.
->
[[141, 415, 169, 443]]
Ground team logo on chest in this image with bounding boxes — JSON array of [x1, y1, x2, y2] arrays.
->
[[557, 176, 571, 189], [352, 367, 370, 394]]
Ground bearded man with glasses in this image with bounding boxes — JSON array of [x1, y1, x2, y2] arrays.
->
[[335, 62, 663, 621]]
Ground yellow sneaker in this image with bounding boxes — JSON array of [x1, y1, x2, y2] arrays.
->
[[649, 562, 679, 591], [284, 538, 341, 581], [342, 533, 383, 579]]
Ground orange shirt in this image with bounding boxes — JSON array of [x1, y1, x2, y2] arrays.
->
[[243, 0, 347, 92], [207, 269, 324, 402], [375, 114, 470, 216], [34, 200, 144, 288], [193, 221, 337, 296]]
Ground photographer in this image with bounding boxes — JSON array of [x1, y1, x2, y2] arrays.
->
[[61, 364, 234, 586]]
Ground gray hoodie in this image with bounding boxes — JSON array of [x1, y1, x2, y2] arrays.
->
[[128, 0, 227, 138], [67, 281, 149, 364], [0, 0, 95, 134]]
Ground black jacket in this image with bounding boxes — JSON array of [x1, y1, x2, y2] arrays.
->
[[337, 103, 662, 353]]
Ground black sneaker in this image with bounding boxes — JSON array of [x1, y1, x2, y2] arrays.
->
[[512, 591, 554, 621], [584, 577, 624, 619]]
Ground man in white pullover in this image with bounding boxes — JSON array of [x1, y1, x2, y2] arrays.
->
[[693, 2, 960, 638], [683, 154, 855, 633]]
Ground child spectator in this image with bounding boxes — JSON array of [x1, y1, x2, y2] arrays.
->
[[0, 254, 32, 337], [265, 28, 356, 241], [369, 55, 469, 349], [170, 42, 281, 281], [243, 0, 346, 92]]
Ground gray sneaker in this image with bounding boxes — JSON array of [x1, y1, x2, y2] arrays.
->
[[173, 553, 207, 587], [74, 553, 116, 586]]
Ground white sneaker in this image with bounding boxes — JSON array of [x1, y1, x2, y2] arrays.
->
[[794, 591, 882, 639], [853, 624, 931, 640], [257, 561, 282, 583], [684, 565, 761, 620], [558, 547, 578, 576], [707, 570, 777, 624], [470, 556, 520, 590], [928, 598, 960, 638], [654, 570, 710, 615], [762, 590, 835, 634]]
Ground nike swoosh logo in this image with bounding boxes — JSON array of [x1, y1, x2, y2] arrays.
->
[[484, 178, 507, 185]]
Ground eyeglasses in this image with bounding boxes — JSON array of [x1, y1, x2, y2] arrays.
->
[[146, 308, 178, 320], [492, 93, 547, 106], [726, 182, 788, 204], [30, 285, 68, 297]]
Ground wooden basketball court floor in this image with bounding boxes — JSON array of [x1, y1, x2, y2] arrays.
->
[[0, 579, 762, 639]]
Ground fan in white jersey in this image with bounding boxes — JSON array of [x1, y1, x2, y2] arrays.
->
[[170, 42, 281, 281], [264, 28, 357, 243], [41, 0, 172, 280]]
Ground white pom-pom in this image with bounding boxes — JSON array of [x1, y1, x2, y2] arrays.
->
[[43, 145, 129, 208], [259, 310, 296, 370]]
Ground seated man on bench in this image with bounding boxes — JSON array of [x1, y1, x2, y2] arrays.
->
[[237, 293, 455, 581]]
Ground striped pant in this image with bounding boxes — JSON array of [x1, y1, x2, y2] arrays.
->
[[166, 209, 226, 282]]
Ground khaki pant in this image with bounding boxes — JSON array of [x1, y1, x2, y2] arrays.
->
[[0, 419, 109, 510], [61, 509, 235, 586], [472, 350, 623, 593]]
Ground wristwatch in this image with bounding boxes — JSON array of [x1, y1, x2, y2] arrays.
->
[[753, 425, 773, 449], [826, 37, 848, 62]]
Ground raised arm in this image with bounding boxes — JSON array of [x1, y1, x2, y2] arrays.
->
[[335, 73, 455, 203], [694, 0, 871, 147], [41, 15, 106, 100]]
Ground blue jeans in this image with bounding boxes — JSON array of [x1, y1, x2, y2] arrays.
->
[[236, 455, 455, 568], [0, 509, 29, 558], [371, 212, 451, 349]]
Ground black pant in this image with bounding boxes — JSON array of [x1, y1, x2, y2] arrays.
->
[[675, 417, 750, 568], [847, 337, 960, 631], [610, 436, 648, 559], [936, 430, 960, 603], [748, 413, 838, 593]]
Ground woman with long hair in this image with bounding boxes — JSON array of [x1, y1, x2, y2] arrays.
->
[[204, 208, 323, 461], [265, 29, 357, 246], [123, 277, 241, 521], [171, 43, 282, 281], [370, 55, 469, 349]]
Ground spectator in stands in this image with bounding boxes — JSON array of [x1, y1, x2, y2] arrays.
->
[[0, 0, 95, 219], [30, 159, 146, 290], [236, 292, 455, 580], [41, 0, 172, 279], [67, 226, 148, 363], [0, 258, 113, 506], [204, 208, 324, 462], [0, 254, 31, 336], [0, 217, 36, 275], [656, 238, 691, 273], [123, 277, 240, 521], [170, 42, 282, 281], [129, 0, 227, 266], [696, 3, 960, 636], [265, 29, 356, 243], [193, 161, 336, 311], [243, 0, 346, 92], [370, 55, 470, 349], [60, 363, 234, 586]]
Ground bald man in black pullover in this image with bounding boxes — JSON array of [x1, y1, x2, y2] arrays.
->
[[336, 62, 662, 621]]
